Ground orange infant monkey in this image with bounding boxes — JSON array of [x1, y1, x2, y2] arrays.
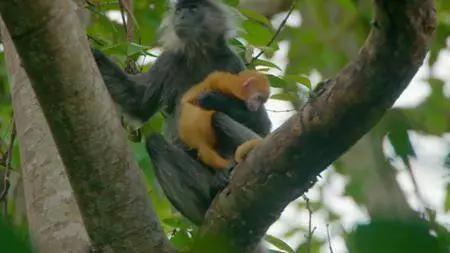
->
[[179, 70, 270, 170]]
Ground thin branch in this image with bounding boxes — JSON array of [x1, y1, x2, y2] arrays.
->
[[1, 119, 15, 219], [266, 108, 297, 113], [326, 224, 334, 253], [118, 0, 128, 35], [251, 0, 297, 63], [119, 0, 139, 74], [304, 196, 316, 253]]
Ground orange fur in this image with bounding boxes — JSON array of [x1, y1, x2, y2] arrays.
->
[[178, 70, 270, 169], [234, 139, 263, 163]]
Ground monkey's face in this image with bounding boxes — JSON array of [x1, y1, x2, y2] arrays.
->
[[242, 77, 270, 112], [245, 92, 268, 111], [172, 0, 226, 41]]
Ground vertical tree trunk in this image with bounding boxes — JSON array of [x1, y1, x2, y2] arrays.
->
[[0, 0, 175, 251], [0, 17, 91, 253]]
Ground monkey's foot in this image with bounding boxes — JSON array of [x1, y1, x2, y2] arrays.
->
[[234, 139, 263, 163]]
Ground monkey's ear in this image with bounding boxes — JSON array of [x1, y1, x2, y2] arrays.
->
[[242, 77, 256, 89]]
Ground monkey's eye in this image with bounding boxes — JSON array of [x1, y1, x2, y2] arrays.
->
[[258, 95, 267, 103], [175, 8, 181, 14]]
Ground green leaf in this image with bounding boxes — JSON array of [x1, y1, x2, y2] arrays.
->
[[444, 183, 450, 212], [335, 0, 357, 15], [240, 20, 274, 46], [224, 0, 240, 7], [264, 234, 295, 253], [0, 220, 34, 253], [163, 217, 194, 230], [127, 42, 153, 57], [170, 230, 193, 251], [141, 112, 165, 136], [267, 74, 287, 88], [284, 74, 312, 89], [252, 59, 282, 71], [239, 8, 272, 27], [387, 124, 416, 168]]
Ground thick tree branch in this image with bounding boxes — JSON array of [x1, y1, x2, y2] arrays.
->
[[0, 0, 173, 252], [196, 1, 437, 252]]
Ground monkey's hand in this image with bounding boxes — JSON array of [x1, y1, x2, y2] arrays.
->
[[234, 139, 263, 164]]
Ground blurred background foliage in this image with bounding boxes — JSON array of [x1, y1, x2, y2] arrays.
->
[[0, 0, 449, 252]]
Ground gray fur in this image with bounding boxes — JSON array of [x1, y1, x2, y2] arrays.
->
[[93, 1, 272, 249]]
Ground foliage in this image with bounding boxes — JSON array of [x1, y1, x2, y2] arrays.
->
[[0, 0, 449, 252]]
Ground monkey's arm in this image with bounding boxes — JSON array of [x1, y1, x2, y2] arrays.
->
[[181, 75, 216, 104], [181, 71, 234, 104], [92, 48, 163, 123], [198, 91, 272, 137]]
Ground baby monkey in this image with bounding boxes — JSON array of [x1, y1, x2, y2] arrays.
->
[[179, 71, 270, 169]]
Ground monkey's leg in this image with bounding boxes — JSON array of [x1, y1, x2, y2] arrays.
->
[[234, 139, 263, 164], [146, 133, 214, 225], [197, 145, 232, 170]]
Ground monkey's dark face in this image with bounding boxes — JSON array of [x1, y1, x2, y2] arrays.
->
[[245, 93, 268, 111], [172, 0, 226, 42]]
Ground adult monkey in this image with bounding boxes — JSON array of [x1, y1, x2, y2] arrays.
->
[[92, 0, 271, 226]]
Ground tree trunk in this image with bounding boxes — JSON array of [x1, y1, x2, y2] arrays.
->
[[0, 0, 174, 252], [0, 17, 91, 253]]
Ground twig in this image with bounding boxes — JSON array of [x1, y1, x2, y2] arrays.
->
[[118, 0, 128, 35], [1, 120, 16, 219], [266, 108, 297, 113], [326, 224, 334, 253], [119, 0, 139, 74], [251, 0, 297, 63], [303, 195, 316, 253]]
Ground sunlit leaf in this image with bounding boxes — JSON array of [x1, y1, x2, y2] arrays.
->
[[264, 234, 295, 253], [252, 59, 282, 71]]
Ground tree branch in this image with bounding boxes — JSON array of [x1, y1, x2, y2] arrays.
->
[[0, 0, 174, 252], [196, 0, 437, 252]]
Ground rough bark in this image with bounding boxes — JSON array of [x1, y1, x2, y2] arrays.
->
[[0, 0, 174, 252], [0, 17, 91, 253], [196, 0, 437, 252]]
